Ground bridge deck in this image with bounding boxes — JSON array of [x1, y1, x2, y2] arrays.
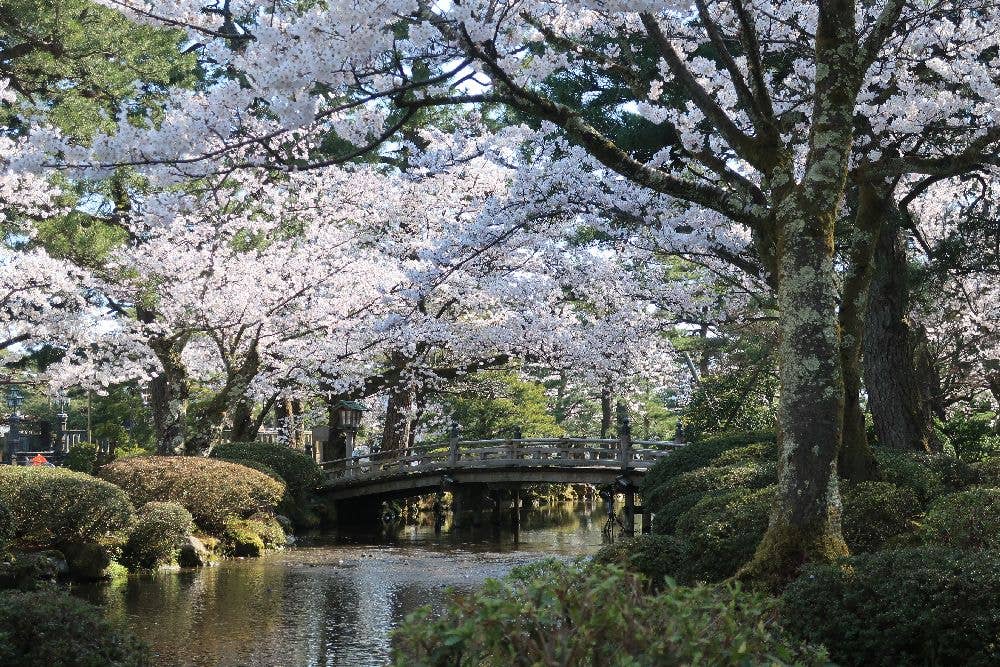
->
[[320, 437, 681, 501]]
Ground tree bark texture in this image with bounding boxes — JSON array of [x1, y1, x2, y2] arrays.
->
[[864, 221, 943, 452], [149, 343, 190, 455]]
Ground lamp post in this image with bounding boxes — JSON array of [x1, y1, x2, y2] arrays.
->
[[6, 386, 24, 463], [333, 400, 367, 460]]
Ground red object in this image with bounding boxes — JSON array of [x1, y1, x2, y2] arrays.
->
[[30, 454, 48, 466]]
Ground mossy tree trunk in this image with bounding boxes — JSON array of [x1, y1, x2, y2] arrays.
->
[[149, 342, 190, 456], [742, 0, 861, 585], [864, 220, 944, 452]]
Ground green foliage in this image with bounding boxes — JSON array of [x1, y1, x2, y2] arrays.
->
[[211, 442, 322, 501], [875, 450, 976, 504], [674, 486, 774, 582], [593, 535, 691, 589], [710, 440, 781, 467], [971, 457, 1000, 485], [99, 456, 284, 532], [122, 502, 193, 569], [682, 367, 779, 439], [943, 411, 1000, 462], [841, 482, 921, 553], [393, 560, 826, 666], [650, 490, 709, 534], [921, 488, 1000, 550], [782, 548, 1000, 667], [0, 504, 10, 548], [645, 461, 775, 513], [0, 589, 149, 666], [443, 371, 563, 439], [0, 467, 134, 550], [639, 430, 776, 503], [64, 442, 99, 475]]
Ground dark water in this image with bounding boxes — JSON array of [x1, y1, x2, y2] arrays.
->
[[75, 502, 612, 667]]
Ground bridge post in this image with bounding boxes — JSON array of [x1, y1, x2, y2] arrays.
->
[[618, 402, 636, 537], [448, 419, 460, 466]]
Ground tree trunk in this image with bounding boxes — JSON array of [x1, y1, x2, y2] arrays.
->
[[864, 222, 942, 452], [600, 385, 613, 438], [837, 184, 884, 482], [380, 383, 414, 454], [149, 342, 190, 455]]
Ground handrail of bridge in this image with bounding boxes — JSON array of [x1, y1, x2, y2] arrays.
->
[[320, 437, 683, 484]]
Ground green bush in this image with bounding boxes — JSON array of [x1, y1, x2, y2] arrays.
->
[[0, 589, 148, 666], [647, 461, 775, 512], [593, 535, 691, 588], [122, 502, 193, 568], [782, 547, 1000, 666], [0, 467, 134, 550], [972, 457, 1000, 485], [64, 442, 99, 475], [943, 411, 1000, 462], [0, 504, 11, 547], [215, 458, 284, 483], [393, 560, 826, 666], [211, 442, 321, 500], [674, 486, 774, 582], [650, 490, 710, 534], [875, 450, 975, 503], [221, 516, 285, 557], [640, 431, 775, 502], [99, 456, 284, 531], [921, 488, 1000, 550], [841, 482, 920, 553], [710, 440, 780, 467]]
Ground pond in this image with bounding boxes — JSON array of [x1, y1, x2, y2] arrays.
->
[[75, 501, 615, 667]]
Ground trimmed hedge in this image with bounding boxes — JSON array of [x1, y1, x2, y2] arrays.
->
[[650, 490, 710, 535], [0, 589, 149, 666], [100, 456, 284, 531], [710, 440, 780, 467], [646, 461, 775, 513], [782, 548, 1000, 666], [593, 535, 691, 588], [641, 431, 776, 496], [0, 503, 10, 547], [841, 481, 920, 553], [394, 560, 827, 666], [64, 442, 99, 475], [123, 502, 193, 568], [921, 488, 1000, 550], [211, 442, 322, 500], [972, 457, 1000, 485], [674, 486, 774, 582], [0, 467, 134, 550]]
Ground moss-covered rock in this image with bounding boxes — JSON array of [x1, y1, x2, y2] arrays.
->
[[177, 535, 213, 567], [841, 482, 921, 553], [221, 516, 285, 557]]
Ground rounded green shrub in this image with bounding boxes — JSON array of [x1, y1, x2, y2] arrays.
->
[[394, 560, 826, 666], [215, 458, 284, 484], [922, 488, 1000, 550], [0, 589, 148, 666], [648, 461, 775, 511], [710, 440, 780, 467], [875, 450, 975, 503], [674, 486, 774, 582], [122, 502, 193, 568], [64, 442, 99, 475], [99, 456, 284, 531], [211, 442, 321, 499], [0, 503, 11, 547], [641, 431, 776, 496], [972, 457, 1000, 485], [782, 547, 1000, 666], [593, 535, 691, 588], [222, 519, 265, 557], [0, 467, 134, 550], [650, 490, 709, 534], [841, 481, 920, 553]]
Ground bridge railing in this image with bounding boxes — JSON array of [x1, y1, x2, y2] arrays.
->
[[320, 437, 682, 483]]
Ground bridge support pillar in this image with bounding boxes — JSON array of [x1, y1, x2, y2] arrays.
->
[[511, 487, 521, 539], [624, 488, 636, 538]]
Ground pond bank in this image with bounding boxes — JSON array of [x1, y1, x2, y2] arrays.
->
[[74, 501, 610, 667]]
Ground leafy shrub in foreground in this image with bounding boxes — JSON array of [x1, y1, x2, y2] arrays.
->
[[0, 467, 134, 550], [100, 456, 284, 531], [674, 485, 774, 582], [393, 560, 826, 666], [0, 589, 149, 666], [921, 487, 1000, 550], [782, 547, 1000, 667], [122, 502, 193, 568], [841, 481, 920, 553], [593, 535, 691, 588]]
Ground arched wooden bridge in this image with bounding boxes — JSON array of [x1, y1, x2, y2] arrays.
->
[[319, 436, 682, 502]]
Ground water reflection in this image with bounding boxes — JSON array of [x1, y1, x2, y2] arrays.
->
[[75, 502, 609, 667]]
